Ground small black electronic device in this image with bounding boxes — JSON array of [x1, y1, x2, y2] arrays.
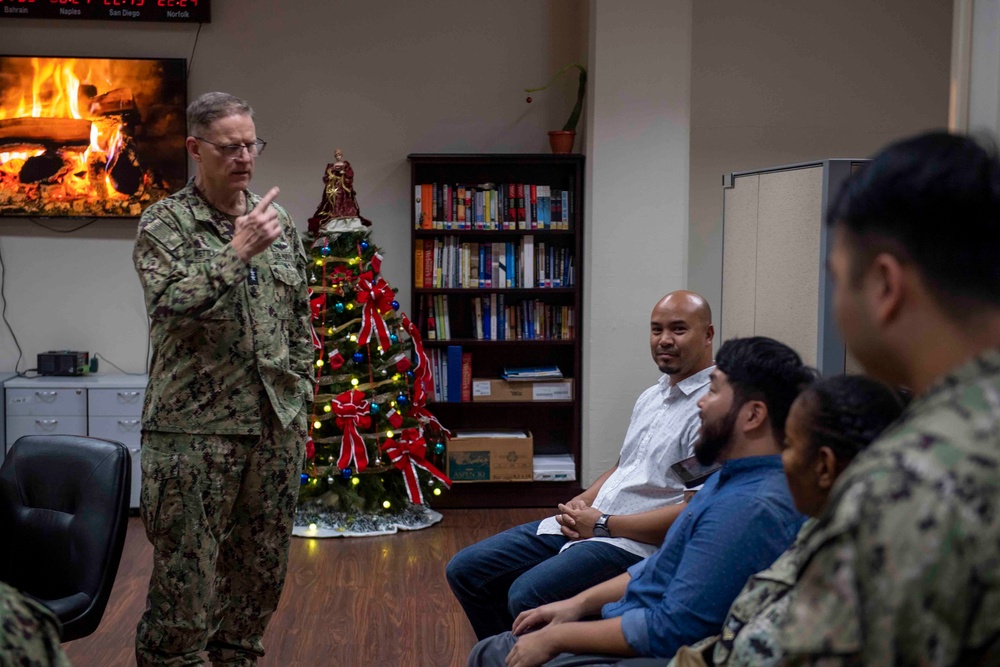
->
[[37, 351, 89, 376], [670, 454, 722, 489]]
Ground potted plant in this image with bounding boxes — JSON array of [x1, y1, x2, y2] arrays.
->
[[526, 63, 587, 154]]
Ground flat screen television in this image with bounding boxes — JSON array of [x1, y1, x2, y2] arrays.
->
[[0, 55, 187, 219]]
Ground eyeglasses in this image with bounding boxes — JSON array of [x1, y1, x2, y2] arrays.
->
[[193, 136, 267, 158]]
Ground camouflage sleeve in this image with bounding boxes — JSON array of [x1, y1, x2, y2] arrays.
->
[[282, 208, 315, 396], [0, 581, 72, 667], [133, 207, 247, 324], [779, 474, 966, 666]]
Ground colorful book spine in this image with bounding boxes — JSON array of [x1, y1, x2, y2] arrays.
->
[[516, 183, 530, 229], [421, 183, 433, 229], [461, 352, 472, 402], [447, 345, 463, 403], [414, 243, 424, 288], [414, 185, 422, 229]]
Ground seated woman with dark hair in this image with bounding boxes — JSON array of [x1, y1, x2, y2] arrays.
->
[[668, 374, 906, 667]]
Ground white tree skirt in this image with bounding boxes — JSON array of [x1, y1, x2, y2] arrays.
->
[[293, 502, 443, 538]]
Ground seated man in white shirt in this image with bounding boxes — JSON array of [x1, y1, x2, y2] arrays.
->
[[446, 291, 715, 640]]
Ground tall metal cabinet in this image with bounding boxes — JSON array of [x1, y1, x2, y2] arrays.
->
[[720, 159, 868, 375]]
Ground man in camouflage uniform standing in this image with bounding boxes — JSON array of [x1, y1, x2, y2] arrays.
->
[[133, 92, 312, 666], [776, 132, 1000, 665]]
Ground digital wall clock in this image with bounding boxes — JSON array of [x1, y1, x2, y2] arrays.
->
[[0, 0, 210, 23]]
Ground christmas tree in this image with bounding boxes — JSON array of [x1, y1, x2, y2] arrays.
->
[[295, 150, 451, 536]]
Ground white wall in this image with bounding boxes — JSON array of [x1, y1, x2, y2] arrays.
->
[[582, 0, 692, 482], [0, 0, 588, 373], [687, 0, 953, 332]]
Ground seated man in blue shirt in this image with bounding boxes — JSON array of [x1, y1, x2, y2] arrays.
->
[[468, 336, 812, 667]]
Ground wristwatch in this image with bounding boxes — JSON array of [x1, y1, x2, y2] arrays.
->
[[593, 513, 612, 538]]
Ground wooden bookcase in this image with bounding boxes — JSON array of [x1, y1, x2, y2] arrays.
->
[[408, 154, 584, 508]]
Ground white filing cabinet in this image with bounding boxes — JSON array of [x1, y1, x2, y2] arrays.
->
[[4, 375, 148, 508]]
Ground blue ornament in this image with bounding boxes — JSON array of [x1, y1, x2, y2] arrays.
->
[[433, 442, 445, 455], [352, 351, 365, 363], [389, 334, 398, 343], [391, 300, 400, 311], [320, 245, 331, 256], [334, 302, 345, 313], [360, 241, 370, 251], [341, 468, 353, 479], [407, 371, 415, 380], [300, 473, 310, 485], [370, 402, 381, 415], [396, 394, 408, 406]]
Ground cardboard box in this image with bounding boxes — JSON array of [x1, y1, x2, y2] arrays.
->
[[471, 378, 574, 402], [447, 430, 533, 482]]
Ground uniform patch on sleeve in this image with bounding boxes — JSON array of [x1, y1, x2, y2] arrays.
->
[[144, 218, 183, 253]]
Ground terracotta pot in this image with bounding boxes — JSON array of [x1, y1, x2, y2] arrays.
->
[[548, 130, 576, 154]]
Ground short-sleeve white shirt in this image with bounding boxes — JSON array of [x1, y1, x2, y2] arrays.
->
[[537, 366, 713, 558]]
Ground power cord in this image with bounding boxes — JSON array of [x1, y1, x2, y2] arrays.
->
[[27, 217, 99, 233], [188, 21, 203, 78], [93, 352, 147, 376], [0, 239, 28, 375]]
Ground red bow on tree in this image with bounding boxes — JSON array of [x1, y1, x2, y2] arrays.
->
[[380, 427, 451, 504], [357, 276, 395, 350], [308, 289, 325, 350], [331, 389, 371, 472]]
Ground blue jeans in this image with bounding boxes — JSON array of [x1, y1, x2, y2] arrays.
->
[[447, 520, 643, 640], [468, 632, 621, 667]]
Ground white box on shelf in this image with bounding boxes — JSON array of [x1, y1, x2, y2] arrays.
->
[[533, 454, 576, 481]]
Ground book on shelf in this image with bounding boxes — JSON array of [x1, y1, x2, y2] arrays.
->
[[414, 242, 424, 288], [424, 293, 437, 341], [522, 234, 534, 287], [421, 183, 433, 229], [413, 232, 575, 290], [447, 345, 463, 403], [413, 182, 575, 230], [424, 347, 474, 403], [467, 299, 574, 341], [502, 365, 563, 381], [414, 185, 422, 229], [473, 298, 484, 339], [461, 352, 472, 402]]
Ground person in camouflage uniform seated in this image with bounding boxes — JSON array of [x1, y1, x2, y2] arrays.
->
[[0, 580, 71, 667], [774, 131, 1000, 665], [666, 375, 906, 667], [132, 92, 312, 666]]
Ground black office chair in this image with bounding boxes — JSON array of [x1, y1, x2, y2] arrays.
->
[[0, 434, 131, 641]]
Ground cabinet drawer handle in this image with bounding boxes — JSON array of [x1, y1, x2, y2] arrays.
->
[[117, 391, 142, 401], [117, 419, 141, 431], [35, 391, 58, 401], [129, 447, 141, 454], [35, 419, 58, 429]]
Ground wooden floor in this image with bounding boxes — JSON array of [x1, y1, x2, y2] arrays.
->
[[63, 508, 551, 667]]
